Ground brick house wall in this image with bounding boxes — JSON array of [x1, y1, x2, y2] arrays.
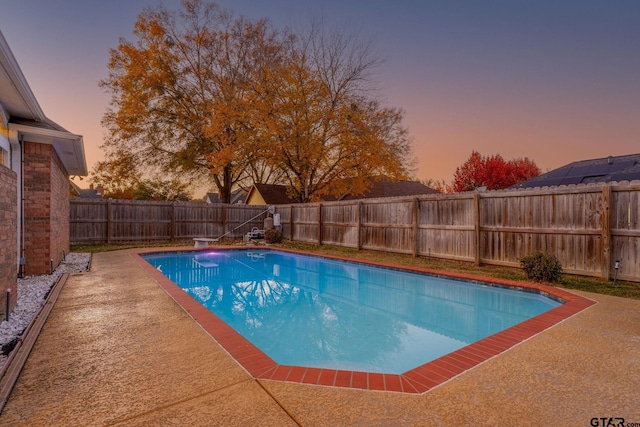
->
[[50, 143, 70, 270], [23, 141, 70, 275], [0, 164, 17, 316]]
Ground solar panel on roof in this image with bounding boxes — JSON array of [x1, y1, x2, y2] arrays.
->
[[611, 172, 640, 181], [585, 165, 611, 175], [544, 169, 569, 178], [597, 160, 634, 173], [509, 154, 640, 189], [617, 160, 635, 169], [568, 165, 593, 176], [560, 176, 583, 185], [543, 178, 565, 186]]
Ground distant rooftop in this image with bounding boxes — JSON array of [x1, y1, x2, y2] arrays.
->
[[248, 179, 438, 205], [204, 190, 246, 204], [338, 179, 439, 200], [510, 153, 640, 189], [249, 184, 297, 205]]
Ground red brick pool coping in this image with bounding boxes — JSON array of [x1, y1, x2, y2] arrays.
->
[[132, 247, 597, 394]]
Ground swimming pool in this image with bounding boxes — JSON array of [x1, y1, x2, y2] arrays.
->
[[142, 249, 562, 374]]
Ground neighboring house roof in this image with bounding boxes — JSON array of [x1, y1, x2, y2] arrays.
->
[[70, 181, 104, 199], [246, 180, 438, 205], [69, 180, 81, 197], [77, 189, 102, 199], [339, 179, 439, 200], [204, 190, 246, 204], [79, 185, 104, 199], [204, 193, 222, 204], [231, 191, 247, 204], [511, 153, 640, 189], [246, 184, 297, 205], [0, 29, 87, 176]]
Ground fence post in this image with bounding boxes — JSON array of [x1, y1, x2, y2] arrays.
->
[[601, 185, 612, 279], [106, 199, 112, 244], [412, 198, 419, 257], [222, 205, 227, 239], [318, 203, 323, 245], [356, 201, 362, 250], [474, 193, 481, 266], [170, 203, 175, 242], [290, 205, 294, 241]]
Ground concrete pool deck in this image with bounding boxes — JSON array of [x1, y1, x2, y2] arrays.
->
[[0, 247, 639, 426]]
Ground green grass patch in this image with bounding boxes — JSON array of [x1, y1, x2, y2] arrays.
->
[[71, 241, 185, 253], [70, 239, 240, 253], [560, 275, 640, 300]]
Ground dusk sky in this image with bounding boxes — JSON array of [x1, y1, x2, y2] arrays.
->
[[1, 1, 639, 193]]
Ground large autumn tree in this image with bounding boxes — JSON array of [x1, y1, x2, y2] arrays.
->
[[448, 151, 540, 192], [100, 1, 413, 203], [257, 21, 413, 202], [100, 0, 286, 202]]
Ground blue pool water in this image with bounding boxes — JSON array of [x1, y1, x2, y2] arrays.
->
[[143, 250, 562, 374]]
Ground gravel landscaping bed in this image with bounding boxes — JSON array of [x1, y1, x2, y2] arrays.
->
[[0, 253, 91, 369]]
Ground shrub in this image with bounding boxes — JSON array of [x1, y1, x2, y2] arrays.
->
[[519, 252, 563, 283], [264, 228, 283, 244]]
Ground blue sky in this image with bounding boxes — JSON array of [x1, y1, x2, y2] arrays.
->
[[1, 0, 639, 192]]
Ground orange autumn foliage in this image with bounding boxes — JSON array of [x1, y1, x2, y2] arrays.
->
[[100, 1, 413, 203]]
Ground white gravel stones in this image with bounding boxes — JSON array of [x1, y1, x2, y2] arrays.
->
[[0, 252, 91, 367]]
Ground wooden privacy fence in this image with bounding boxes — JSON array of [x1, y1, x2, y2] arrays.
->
[[273, 182, 640, 283], [70, 199, 269, 245]]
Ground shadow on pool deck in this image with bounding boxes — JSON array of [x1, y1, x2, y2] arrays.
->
[[0, 247, 638, 426]]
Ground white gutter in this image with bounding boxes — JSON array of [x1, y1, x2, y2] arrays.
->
[[7, 123, 82, 143], [8, 123, 87, 176]]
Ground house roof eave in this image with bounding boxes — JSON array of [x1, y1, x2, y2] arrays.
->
[[8, 122, 88, 176]]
